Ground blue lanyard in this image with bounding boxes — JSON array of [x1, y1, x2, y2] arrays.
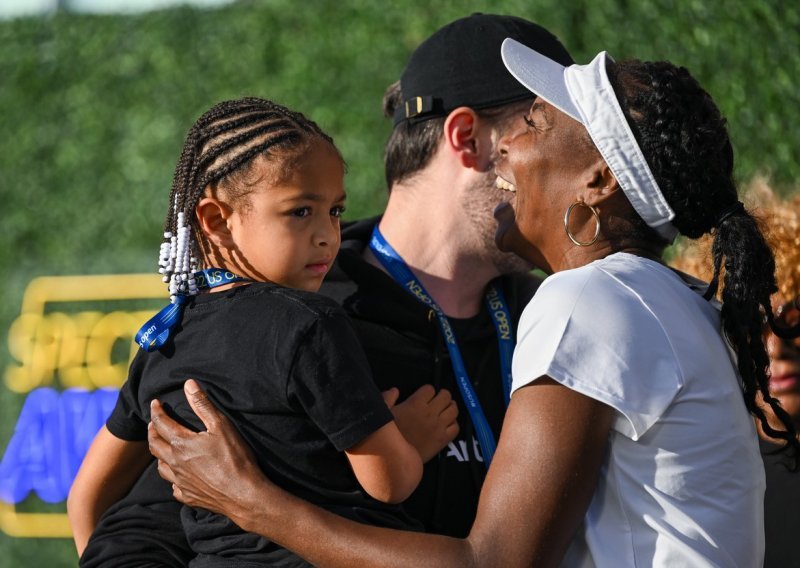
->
[[369, 225, 514, 467], [135, 268, 249, 352]]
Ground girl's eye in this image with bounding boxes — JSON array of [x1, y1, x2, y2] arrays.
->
[[331, 206, 346, 218], [292, 207, 311, 218]]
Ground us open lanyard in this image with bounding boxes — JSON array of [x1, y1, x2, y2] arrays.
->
[[135, 268, 248, 352], [369, 225, 514, 468]]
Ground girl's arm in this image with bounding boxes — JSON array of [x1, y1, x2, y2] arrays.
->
[[150, 378, 613, 567], [345, 385, 458, 503], [384, 385, 460, 463], [345, 420, 423, 504], [67, 426, 152, 556]]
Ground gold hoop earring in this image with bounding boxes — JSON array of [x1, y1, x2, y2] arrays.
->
[[564, 200, 601, 247]]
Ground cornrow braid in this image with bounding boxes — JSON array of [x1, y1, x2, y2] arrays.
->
[[608, 61, 800, 463], [158, 97, 336, 303]]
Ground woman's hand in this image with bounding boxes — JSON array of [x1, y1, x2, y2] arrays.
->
[[147, 379, 270, 532]]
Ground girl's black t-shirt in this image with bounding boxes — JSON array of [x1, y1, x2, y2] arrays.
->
[[92, 282, 418, 567]]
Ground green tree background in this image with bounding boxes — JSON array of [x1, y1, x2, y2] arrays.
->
[[0, 0, 798, 564]]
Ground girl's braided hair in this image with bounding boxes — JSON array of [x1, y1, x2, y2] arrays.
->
[[608, 60, 799, 460], [157, 97, 337, 302]]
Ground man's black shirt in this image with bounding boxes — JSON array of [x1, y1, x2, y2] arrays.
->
[[320, 218, 540, 536]]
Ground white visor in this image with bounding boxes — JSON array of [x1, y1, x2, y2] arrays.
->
[[501, 38, 678, 242]]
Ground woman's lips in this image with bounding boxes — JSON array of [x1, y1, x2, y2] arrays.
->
[[769, 373, 800, 394], [495, 175, 517, 193]]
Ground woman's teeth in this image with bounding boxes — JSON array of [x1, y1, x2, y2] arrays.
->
[[495, 176, 516, 193]]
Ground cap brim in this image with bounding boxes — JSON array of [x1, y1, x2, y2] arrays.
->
[[501, 38, 581, 122]]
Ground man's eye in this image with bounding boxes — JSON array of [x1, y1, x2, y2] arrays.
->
[[331, 206, 346, 218], [523, 115, 537, 128]]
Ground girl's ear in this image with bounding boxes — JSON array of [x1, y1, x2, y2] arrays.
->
[[196, 197, 235, 248]]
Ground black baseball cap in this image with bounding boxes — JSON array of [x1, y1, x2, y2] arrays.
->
[[393, 13, 574, 126]]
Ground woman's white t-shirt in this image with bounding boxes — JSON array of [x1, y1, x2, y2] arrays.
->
[[511, 253, 764, 568]]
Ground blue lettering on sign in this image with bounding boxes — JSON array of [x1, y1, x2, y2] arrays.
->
[[0, 388, 118, 504]]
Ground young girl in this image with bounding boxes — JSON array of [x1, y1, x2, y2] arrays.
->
[[67, 97, 457, 567]]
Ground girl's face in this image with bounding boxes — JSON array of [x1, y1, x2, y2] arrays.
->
[[225, 139, 346, 292]]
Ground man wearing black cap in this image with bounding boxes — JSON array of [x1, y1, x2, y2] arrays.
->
[[148, 13, 574, 540], [318, 13, 573, 537]]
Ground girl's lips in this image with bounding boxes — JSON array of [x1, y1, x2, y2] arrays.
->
[[306, 262, 330, 276]]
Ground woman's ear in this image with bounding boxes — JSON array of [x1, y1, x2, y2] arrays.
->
[[583, 161, 621, 206], [196, 197, 235, 248]]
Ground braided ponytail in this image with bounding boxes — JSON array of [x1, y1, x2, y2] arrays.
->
[[609, 61, 799, 461]]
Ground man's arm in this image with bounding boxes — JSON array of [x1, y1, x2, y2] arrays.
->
[[149, 378, 612, 567]]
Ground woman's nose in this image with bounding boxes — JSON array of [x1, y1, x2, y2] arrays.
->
[[767, 330, 800, 361], [496, 132, 510, 157]]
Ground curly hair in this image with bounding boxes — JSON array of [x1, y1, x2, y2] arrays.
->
[[608, 61, 799, 459], [673, 180, 800, 303]]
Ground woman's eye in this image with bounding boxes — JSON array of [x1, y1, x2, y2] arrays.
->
[[292, 207, 311, 218], [331, 206, 346, 218]]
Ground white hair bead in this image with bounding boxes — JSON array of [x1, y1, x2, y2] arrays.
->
[[157, 208, 201, 298]]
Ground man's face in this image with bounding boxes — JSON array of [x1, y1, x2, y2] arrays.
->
[[459, 99, 534, 275]]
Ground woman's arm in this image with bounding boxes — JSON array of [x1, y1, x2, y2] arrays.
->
[[67, 426, 152, 555], [150, 378, 612, 567]]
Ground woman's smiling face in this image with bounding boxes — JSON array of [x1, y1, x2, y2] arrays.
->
[[493, 99, 604, 271]]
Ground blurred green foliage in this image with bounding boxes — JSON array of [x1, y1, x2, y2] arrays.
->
[[0, 0, 798, 564]]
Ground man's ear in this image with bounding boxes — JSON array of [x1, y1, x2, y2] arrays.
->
[[444, 107, 493, 171], [196, 197, 235, 248]]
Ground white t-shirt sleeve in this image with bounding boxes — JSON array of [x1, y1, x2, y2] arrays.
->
[[511, 266, 683, 440]]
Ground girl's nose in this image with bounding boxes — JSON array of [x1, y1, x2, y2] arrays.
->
[[315, 218, 339, 247]]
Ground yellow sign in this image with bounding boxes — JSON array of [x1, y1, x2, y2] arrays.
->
[[1, 274, 165, 538], [5, 274, 165, 393]]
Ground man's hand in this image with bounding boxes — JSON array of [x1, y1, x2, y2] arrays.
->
[[383, 385, 459, 463], [148, 379, 267, 530]]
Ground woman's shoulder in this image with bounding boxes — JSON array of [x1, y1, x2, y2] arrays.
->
[[534, 256, 623, 306], [528, 253, 678, 335], [540, 253, 676, 301]]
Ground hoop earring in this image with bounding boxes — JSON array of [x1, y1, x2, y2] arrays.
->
[[564, 200, 601, 247]]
